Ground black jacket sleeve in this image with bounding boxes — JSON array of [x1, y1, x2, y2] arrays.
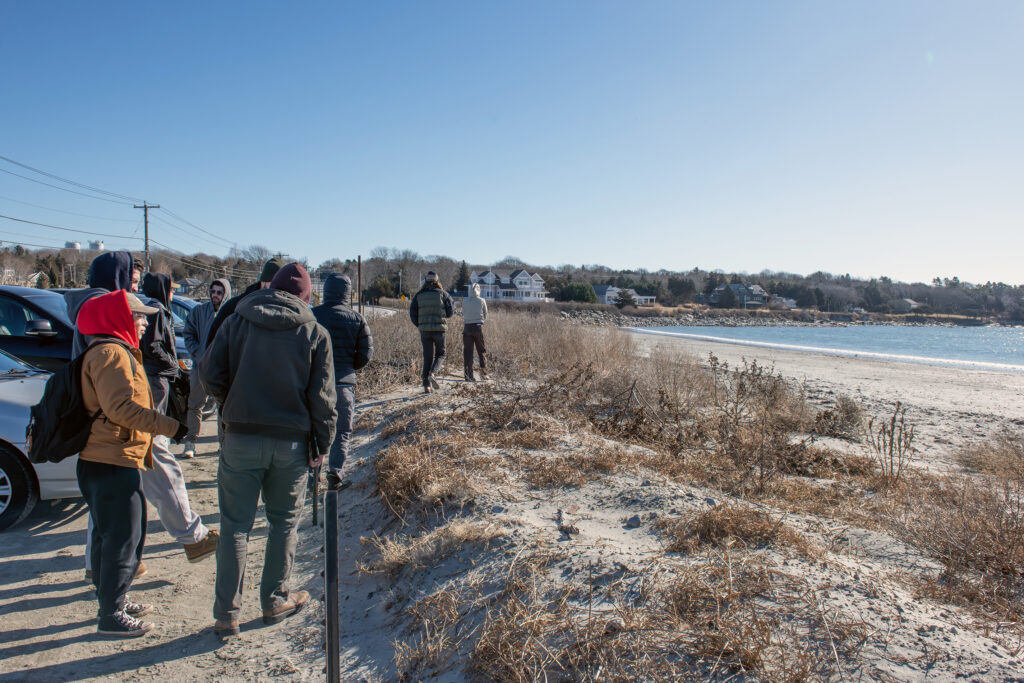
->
[[353, 319, 374, 371], [142, 309, 177, 374], [443, 291, 454, 318], [200, 315, 233, 404], [409, 293, 419, 326]]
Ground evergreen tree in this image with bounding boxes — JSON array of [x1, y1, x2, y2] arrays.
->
[[614, 288, 636, 308], [717, 286, 738, 308], [562, 282, 597, 303], [454, 261, 470, 293]]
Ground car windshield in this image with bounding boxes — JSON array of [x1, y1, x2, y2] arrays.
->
[[25, 292, 73, 326], [0, 349, 39, 373]]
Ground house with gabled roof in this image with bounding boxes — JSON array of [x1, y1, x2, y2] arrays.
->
[[469, 269, 551, 302], [592, 284, 656, 306]]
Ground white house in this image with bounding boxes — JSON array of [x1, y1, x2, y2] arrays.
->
[[592, 285, 656, 306], [468, 269, 551, 302]]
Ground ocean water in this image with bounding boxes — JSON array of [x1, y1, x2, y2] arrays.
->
[[632, 325, 1024, 373]]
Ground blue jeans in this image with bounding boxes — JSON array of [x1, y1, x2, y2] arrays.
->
[[329, 384, 355, 473]]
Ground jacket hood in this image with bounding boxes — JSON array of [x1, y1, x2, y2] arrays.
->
[[142, 273, 173, 308], [470, 283, 481, 298], [77, 290, 138, 348], [236, 288, 315, 331], [211, 278, 232, 307], [323, 273, 351, 305], [65, 287, 108, 324], [88, 251, 134, 291]]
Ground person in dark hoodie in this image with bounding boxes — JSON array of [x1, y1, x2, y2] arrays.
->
[[205, 257, 287, 348], [409, 271, 454, 393], [182, 278, 231, 458], [312, 273, 373, 490], [66, 251, 136, 359], [200, 262, 336, 639], [139, 273, 219, 564]]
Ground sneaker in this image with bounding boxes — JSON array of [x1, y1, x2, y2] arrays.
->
[[213, 618, 240, 640], [86, 560, 147, 585], [181, 441, 196, 459], [183, 530, 219, 563], [429, 374, 440, 390], [97, 610, 155, 637], [123, 596, 153, 617], [423, 384, 433, 394], [262, 590, 309, 625]]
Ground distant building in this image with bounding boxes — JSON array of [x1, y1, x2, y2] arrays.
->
[[64, 241, 81, 250], [176, 277, 203, 296], [88, 240, 105, 251], [468, 270, 551, 302], [592, 285, 656, 306], [709, 283, 768, 308], [891, 298, 923, 314], [768, 295, 797, 310]]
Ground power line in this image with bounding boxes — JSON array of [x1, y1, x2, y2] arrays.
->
[[149, 239, 261, 276], [0, 154, 145, 202], [0, 167, 131, 205], [0, 194, 137, 221], [0, 212, 142, 240], [152, 214, 238, 250], [158, 208, 237, 248]]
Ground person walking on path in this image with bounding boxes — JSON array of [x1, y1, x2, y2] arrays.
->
[[138, 273, 219, 564], [205, 257, 286, 347], [200, 262, 337, 639], [76, 290, 188, 637], [409, 271, 454, 393], [182, 278, 232, 458], [461, 283, 488, 381], [312, 273, 373, 490]]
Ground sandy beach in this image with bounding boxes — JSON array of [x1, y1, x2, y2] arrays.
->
[[630, 329, 1024, 471]]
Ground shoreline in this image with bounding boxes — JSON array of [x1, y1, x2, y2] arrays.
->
[[628, 329, 1024, 472]]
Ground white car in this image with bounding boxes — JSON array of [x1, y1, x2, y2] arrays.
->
[[0, 350, 79, 531]]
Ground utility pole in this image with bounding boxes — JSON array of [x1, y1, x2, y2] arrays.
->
[[134, 202, 160, 271]]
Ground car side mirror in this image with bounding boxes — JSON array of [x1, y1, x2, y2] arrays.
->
[[25, 319, 58, 337]]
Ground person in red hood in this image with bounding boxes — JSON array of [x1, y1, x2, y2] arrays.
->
[[76, 290, 188, 638]]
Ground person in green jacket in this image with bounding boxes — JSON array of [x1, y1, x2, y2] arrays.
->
[[409, 271, 454, 393]]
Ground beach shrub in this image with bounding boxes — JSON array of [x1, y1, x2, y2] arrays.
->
[[813, 394, 864, 441], [865, 402, 915, 489]]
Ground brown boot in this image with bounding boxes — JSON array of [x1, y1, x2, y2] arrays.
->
[[183, 530, 219, 563], [262, 590, 310, 625], [213, 618, 240, 640]]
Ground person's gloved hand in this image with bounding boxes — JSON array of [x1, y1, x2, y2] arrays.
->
[[308, 452, 326, 468], [172, 422, 189, 444]]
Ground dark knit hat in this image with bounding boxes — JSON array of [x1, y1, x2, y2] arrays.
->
[[424, 271, 438, 282], [259, 257, 288, 283], [270, 262, 312, 304]]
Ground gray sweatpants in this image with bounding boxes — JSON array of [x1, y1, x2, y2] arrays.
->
[[84, 376, 208, 570], [213, 432, 308, 621]]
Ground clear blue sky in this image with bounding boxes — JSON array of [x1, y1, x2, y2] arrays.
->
[[2, 1, 1022, 284]]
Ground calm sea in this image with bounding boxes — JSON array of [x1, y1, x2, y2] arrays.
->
[[633, 325, 1024, 373]]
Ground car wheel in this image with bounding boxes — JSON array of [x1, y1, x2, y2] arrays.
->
[[0, 444, 38, 531]]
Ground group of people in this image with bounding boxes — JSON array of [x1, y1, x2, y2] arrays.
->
[[68, 256, 485, 639]]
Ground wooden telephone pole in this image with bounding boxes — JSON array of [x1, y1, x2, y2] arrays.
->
[[134, 202, 160, 271]]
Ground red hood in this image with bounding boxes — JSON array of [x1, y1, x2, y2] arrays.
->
[[77, 290, 138, 348]]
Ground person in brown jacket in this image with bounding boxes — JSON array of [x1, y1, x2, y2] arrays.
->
[[76, 290, 187, 637]]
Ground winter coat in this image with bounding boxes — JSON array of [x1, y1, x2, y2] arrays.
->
[[65, 251, 134, 359], [183, 278, 231, 359], [77, 291, 180, 470], [462, 284, 487, 325], [312, 274, 374, 385], [206, 281, 261, 348], [409, 282, 454, 332], [139, 273, 179, 378], [200, 288, 338, 454]]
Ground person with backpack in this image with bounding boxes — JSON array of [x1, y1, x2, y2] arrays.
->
[[461, 283, 488, 381], [312, 273, 373, 490], [409, 271, 454, 394], [139, 273, 218, 564], [200, 263, 336, 639], [75, 290, 188, 637]]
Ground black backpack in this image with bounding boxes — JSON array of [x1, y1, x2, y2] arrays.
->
[[26, 340, 134, 464]]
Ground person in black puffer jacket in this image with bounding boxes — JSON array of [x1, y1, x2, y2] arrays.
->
[[312, 273, 373, 490]]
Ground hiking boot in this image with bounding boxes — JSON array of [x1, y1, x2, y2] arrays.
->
[[123, 596, 153, 618], [181, 441, 196, 459], [97, 610, 155, 638], [213, 618, 240, 640], [429, 374, 440, 390], [85, 560, 146, 585], [183, 530, 219, 563], [423, 384, 433, 394], [262, 590, 309, 625], [325, 471, 351, 491], [464, 367, 475, 382]]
